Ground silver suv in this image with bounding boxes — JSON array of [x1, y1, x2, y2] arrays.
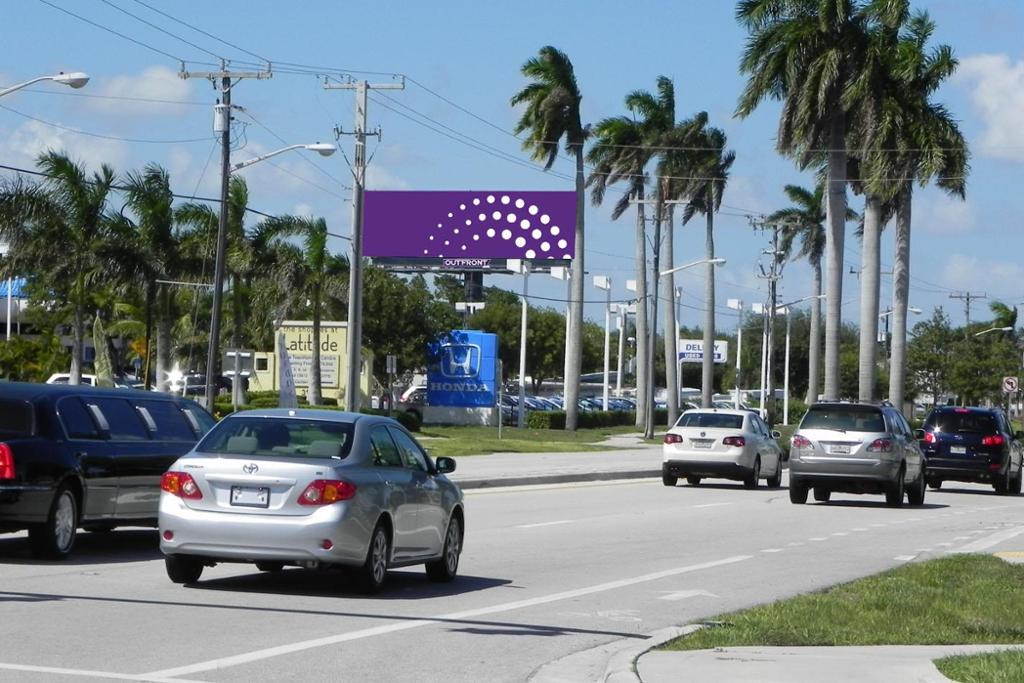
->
[[788, 402, 926, 507]]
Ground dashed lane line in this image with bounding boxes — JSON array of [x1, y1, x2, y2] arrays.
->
[[517, 520, 576, 529]]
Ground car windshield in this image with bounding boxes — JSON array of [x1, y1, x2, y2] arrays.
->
[[925, 411, 998, 434], [676, 413, 744, 429], [800, 406, 885, 432], [0, 399, 33, 436], [197, 417, 354, 459]]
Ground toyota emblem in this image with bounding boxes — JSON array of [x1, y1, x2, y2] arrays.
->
[[700, 431, 706, 437], [242, 463, 259, 475]]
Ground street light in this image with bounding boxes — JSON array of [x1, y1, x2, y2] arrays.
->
[[204, 140, 337, 409], [508, 259, 531, 428], [974, 326, 1013, 337], [647, 258, 726, 439], [614, 302, 635, 396], [727, 299, 744, 409], [593, 275, 612, 409], [779, 294, 826, 425], [2, 70, 90, 341]]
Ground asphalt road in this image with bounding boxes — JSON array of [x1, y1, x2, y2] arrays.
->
[[2, 477, 1023, 682]]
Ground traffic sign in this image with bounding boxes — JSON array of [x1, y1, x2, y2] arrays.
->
[[1003, 376, 1018, 393]]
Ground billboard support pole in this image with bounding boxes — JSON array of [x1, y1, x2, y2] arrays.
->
[[518, 262, 530, 429]]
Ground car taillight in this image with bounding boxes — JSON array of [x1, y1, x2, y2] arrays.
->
[[664, 433, 683, 445], [867, 439, 893, 453], [982, 435, 1005, 447], [791, 435, 811, 449], [722, 436, 746, 447], [0, 443, 14, 480], [298, 479, 357, 506], [161, 471, 202, 499], [923, 432, 936, 444]]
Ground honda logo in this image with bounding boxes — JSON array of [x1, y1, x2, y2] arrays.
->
[[440, 343, 481, 379], [242, 463, 259, 475]]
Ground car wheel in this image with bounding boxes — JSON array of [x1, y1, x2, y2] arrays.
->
[[255, 562, 284, 573], [686, 476, 701, 486], [766, 458, 783, 488], [356, 522, 390, 593], [789, 479, 809, 504], [29, 485, 78, 560], [908, 465, 926, 506], [927, 479, 942, 490], [885, 465, 906, 507], [813, 487, 831, 502], [662, 468, 678, 487], [165, 555, 204, 584], [1011, 465, 1023, 495], [743, 457, 760, 489], [994, 465, 1012, 495], [426, 515, 462, 583]]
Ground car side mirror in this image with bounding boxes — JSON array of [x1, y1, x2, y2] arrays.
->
[[771, 430, 781, 439], [435, 456, 456, 475], [914, 429, 925, 440]]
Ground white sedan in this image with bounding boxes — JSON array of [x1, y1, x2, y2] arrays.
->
[[662, 409, 784, 489]]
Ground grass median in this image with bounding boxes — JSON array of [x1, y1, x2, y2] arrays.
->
[[418, 424, 645, 457], [661, 554, 1024, 680]]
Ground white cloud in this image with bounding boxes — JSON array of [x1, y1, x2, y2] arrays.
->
[[942, 253, 1024, 295], [954, 53, 1024, 162], [1, 119, 129, 172], [914, 194, 976, 234], [292, 203, 314, 217], [86, 65, 194, 117], [366, 165, 409, 190]]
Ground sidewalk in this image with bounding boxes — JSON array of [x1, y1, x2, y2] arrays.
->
[[446, 433, 662, 490]]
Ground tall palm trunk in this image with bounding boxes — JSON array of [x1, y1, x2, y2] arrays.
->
[[805, 260, 823, 404], [633, 191, 649, 429], [143, 281, 155, 390], [155, 284, 172, 392], [823, 112, 848, 400], [858, 194, 882, 401], [309, 284, 322, 406], [564, 146, 585, 430], [701, 190, 716, 408], [70, 301, 84, 385], [889, 184, 912, 414], [661, 196, 679, 424]]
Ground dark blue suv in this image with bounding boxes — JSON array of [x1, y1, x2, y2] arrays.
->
[[917, 406, 1023, 494]]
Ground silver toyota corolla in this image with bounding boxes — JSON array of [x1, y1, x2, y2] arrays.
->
[[158, 409, 465, 592]]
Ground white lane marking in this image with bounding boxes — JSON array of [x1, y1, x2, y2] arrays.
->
[[894, 555, 916, 562], [466, 479, 659, 496], [871, 523, 887, 528], [951, 526, 1024, 554], [517, 520, 575, 529], [692, 502, 732, 509], [852, 527, 869, 532], [907, 518, 921, 522], [953, 537, 969, 541], [831, 532, 849, 537], [787, 542, 804, 547], [0, 662, 201, 682], [760, 548, 783, 553], [658, 589, 719, 601], [809, 537, 828, 542], [143, 554, 753, 678]]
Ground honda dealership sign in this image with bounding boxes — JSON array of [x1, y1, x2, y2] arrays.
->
[[363, 191, 576, 263], [427, 330, 498, 407]]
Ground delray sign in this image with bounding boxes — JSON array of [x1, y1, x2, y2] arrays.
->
[[426, 330, 498, 407], [363, 191, 576, 262], [679, 339, 729, 364]]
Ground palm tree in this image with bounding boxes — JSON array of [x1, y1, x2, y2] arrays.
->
[[682, 127, 735, 409], [587, 111, 653, 429], [0, 152, 116, 383], [511, 46, 588, 431], [736, 0, 903, 400]]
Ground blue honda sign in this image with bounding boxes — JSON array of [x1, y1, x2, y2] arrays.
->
[[426, 330, 498, 407]]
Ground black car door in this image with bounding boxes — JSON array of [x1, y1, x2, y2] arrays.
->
[[55, 396, 118, 520]]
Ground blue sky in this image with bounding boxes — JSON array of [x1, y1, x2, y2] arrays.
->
[[2, 0, 1022, 333]]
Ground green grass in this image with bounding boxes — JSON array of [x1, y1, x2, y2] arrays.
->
[[661, 555, 1024, 651], [418, 424, 643, 457], [936, 650, 1024, 683]]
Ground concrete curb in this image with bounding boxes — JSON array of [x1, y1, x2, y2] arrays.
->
[[604, 624, 705, 683], [454, 468, 660, 490]]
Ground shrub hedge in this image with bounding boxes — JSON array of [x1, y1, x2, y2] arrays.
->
[[208, 396, 420, 431]]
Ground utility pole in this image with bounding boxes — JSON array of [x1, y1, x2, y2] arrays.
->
[[752, 216, 785, 425], [180, 61, 271, 409], [949, 291, 987, 328], [324, 76, 405, 412]]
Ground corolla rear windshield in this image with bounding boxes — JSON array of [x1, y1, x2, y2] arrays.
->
[[198, 417, 354, 459]]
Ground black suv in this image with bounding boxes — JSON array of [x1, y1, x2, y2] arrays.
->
[[0, 382, 215, 559], [917, 406, 1023, 494]]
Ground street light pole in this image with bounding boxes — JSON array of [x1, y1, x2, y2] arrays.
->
[[516, 261, 530, 428], [728, 299, 744, 408], [594, 276, 612, 409]]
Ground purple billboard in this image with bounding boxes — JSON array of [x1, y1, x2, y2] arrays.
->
[[363, 191, 576, 261]]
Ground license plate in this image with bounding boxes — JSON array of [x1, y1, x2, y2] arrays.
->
[[230, 486, 270, 508], [692, 440, 713, 449], [830, 444, 851, 455], [950, 446, 967, 455]]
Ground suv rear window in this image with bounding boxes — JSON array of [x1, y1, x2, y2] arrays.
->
[[0, 399, 33, 436], [925, 411, 998, 434], [801, 406, 885, 432], [675, 413, 744, 429]]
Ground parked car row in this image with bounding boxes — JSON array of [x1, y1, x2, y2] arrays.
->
[[662, 402, 1023, 509]]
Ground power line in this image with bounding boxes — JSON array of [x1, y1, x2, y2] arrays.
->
[[20, 88, 210, 107], [129, 0, 271, 64], [98, 0, 225, 62], [0, 102, 215, 144]]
